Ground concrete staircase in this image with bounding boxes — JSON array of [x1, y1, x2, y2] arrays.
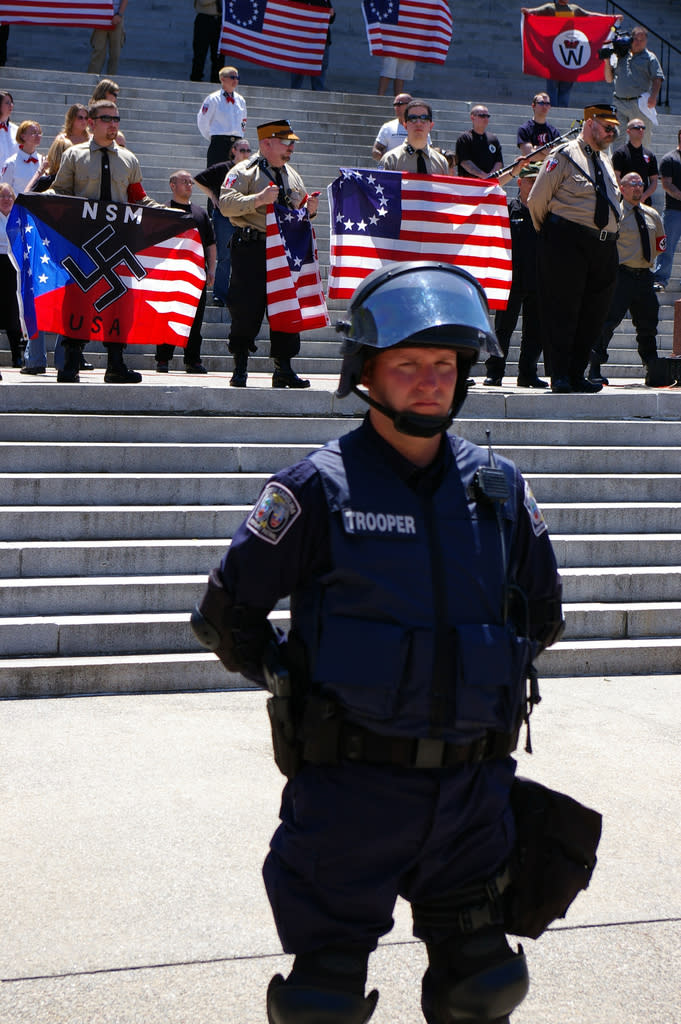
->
[[1, 72, 681, 697], [1, 381, 681, 698], [2, 0, 679, 108]]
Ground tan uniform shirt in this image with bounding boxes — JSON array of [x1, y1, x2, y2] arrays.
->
[[218, 156, 308, 232], [50, 139, 160, 206], [617, 200, 664, 268], [527, 136, 621, 233], [379, 142, 450, 175]]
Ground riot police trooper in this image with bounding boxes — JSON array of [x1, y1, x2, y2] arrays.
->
[[192, 262, 564, 1024]]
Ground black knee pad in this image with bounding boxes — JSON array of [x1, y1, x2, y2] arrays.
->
[[266, 973, 379, 1024], [422, 933, 529, 1024]]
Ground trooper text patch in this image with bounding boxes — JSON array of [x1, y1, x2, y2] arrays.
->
[[342, 509, 417, 536], [247, 482, 301, 544], [524, 481, 547, 537]]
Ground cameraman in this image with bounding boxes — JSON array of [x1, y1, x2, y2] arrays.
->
[[604, 26, 664, 147]]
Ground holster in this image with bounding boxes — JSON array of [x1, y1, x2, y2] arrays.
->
[[266, 695, 302, 780], [504, 776, 603, 939]]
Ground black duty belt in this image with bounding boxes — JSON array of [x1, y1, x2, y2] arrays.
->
[[234, 226, 266, 243], [614, 95, 638, 101], [620, 265, 652, 276], [303, 721, 517, 769], [547, 212, 619, 242]]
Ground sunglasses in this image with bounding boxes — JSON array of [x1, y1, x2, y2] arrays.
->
[[600, 124, 618, 135], [393, 100, 408, 106], [473, 112, 490, 118], [535, 100, 551, 106], [236, 147, 251, 152], [628, 125, 645, 131], [406, 113, 431, 122], [223, 74, 239, 80], [94, 114, 121, 123]]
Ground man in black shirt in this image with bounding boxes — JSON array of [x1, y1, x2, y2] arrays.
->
[[611, 118, 659, 205], [517, 93, 561, 155], [455, 105, 503, 179]]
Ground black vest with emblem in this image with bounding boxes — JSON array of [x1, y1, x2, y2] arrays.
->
[[291, 428, 533, 744]]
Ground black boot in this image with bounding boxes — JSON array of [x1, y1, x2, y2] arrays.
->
[[57, 341, 82, 382], [104, 343, 142, 384], [587, 360, 608, 385], [230, 350, 248, 387], [272, 357, 310, 389]]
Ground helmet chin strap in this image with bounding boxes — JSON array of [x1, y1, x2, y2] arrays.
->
[[351, 386, 454, 438]]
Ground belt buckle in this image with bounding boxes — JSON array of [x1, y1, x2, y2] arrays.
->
[[414, 738, 445, 768], [598, 229, 608, 242]]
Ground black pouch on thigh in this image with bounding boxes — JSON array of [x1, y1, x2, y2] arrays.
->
[[504, 776, 602, 939]]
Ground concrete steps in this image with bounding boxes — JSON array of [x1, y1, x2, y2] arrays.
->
[[1, 375, 681, 696]]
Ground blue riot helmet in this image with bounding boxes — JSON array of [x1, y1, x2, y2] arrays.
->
[[336, 261, 501, 437]]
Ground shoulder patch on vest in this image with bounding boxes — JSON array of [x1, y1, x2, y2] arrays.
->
[[524, 480, 547, 536], [246, 482, 301, 545]]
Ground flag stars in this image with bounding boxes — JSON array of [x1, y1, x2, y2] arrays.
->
[[344, 218, 354, 230], [356, 220, 367, 231], [40, 253, 50, 264], [38, 274, 48, 283]]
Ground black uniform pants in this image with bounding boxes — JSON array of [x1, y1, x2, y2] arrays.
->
[[156, 285, 207, 365], [592, 266, 658, 366], [537, 217, 618, 382], [191, 13, 221, 82], [206, 134, 240, 168], [227, 235, 300, 360], [488, 287, 543, 380]]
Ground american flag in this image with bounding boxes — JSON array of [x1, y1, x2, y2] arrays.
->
[[362, 0, 453, 65], [266, 201, 329, 333], [220, 0, 332, 75], [0, 0, 115, 28], [327, 169, 512, 310], [7, 194, 205, 345]]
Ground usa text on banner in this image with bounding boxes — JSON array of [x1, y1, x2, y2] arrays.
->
[[220, 0, 332, 75], [7, 193, 205, 346], [521, 13, 618, 83], [266, 201, 330, 333], [0, 0, 115, 28], [362, 0, 453, 66], [327, 168, 511, 310]]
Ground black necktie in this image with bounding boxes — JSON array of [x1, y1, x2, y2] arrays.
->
[[100, 148, 112, 202], [415, 149, 427, 174], [273, 166, 286, 205], [633, 205, 651, 262], [590, 150, 609, 229]]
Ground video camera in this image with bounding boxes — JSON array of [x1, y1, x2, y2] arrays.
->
[[598, 31, 633, 60]]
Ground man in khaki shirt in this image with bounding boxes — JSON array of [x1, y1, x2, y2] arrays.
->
[[219, 118, 319, 388], [379, 100, 449, 175], [527, 103, 622, 393], [50, 100, 160, 383], [588, 172, 665, 385]]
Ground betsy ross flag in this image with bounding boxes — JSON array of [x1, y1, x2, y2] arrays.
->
[[266, 201, 329, 332], [522, 13, 617, 82], [220, 0, 332, 75], [0, 0, 115, 28], [362, 0, 453, 65], [7, 194, 205, 346], [327, 169, 511, 309]]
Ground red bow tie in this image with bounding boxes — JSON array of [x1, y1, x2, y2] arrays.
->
[[25, 156, 39, 164], [223, 93, 235, 104], [0, 122, 8, 132]]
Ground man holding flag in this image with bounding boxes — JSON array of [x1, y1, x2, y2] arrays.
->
[[218, 118, 319, 389]]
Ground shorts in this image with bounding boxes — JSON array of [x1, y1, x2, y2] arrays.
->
[[380, 56, 415, 80]]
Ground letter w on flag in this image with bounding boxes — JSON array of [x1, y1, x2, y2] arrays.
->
[[362, 0, 453, 65], [220, 0, 332, 75], [7, 194, 205, 345], [0, 0, 115, 28], [327, 169, 511, 310], [521, 12, 617, 82], [266, 202, 330, 332]]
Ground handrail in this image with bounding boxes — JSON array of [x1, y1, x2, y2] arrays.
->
[[604, 1, 680, 108]]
